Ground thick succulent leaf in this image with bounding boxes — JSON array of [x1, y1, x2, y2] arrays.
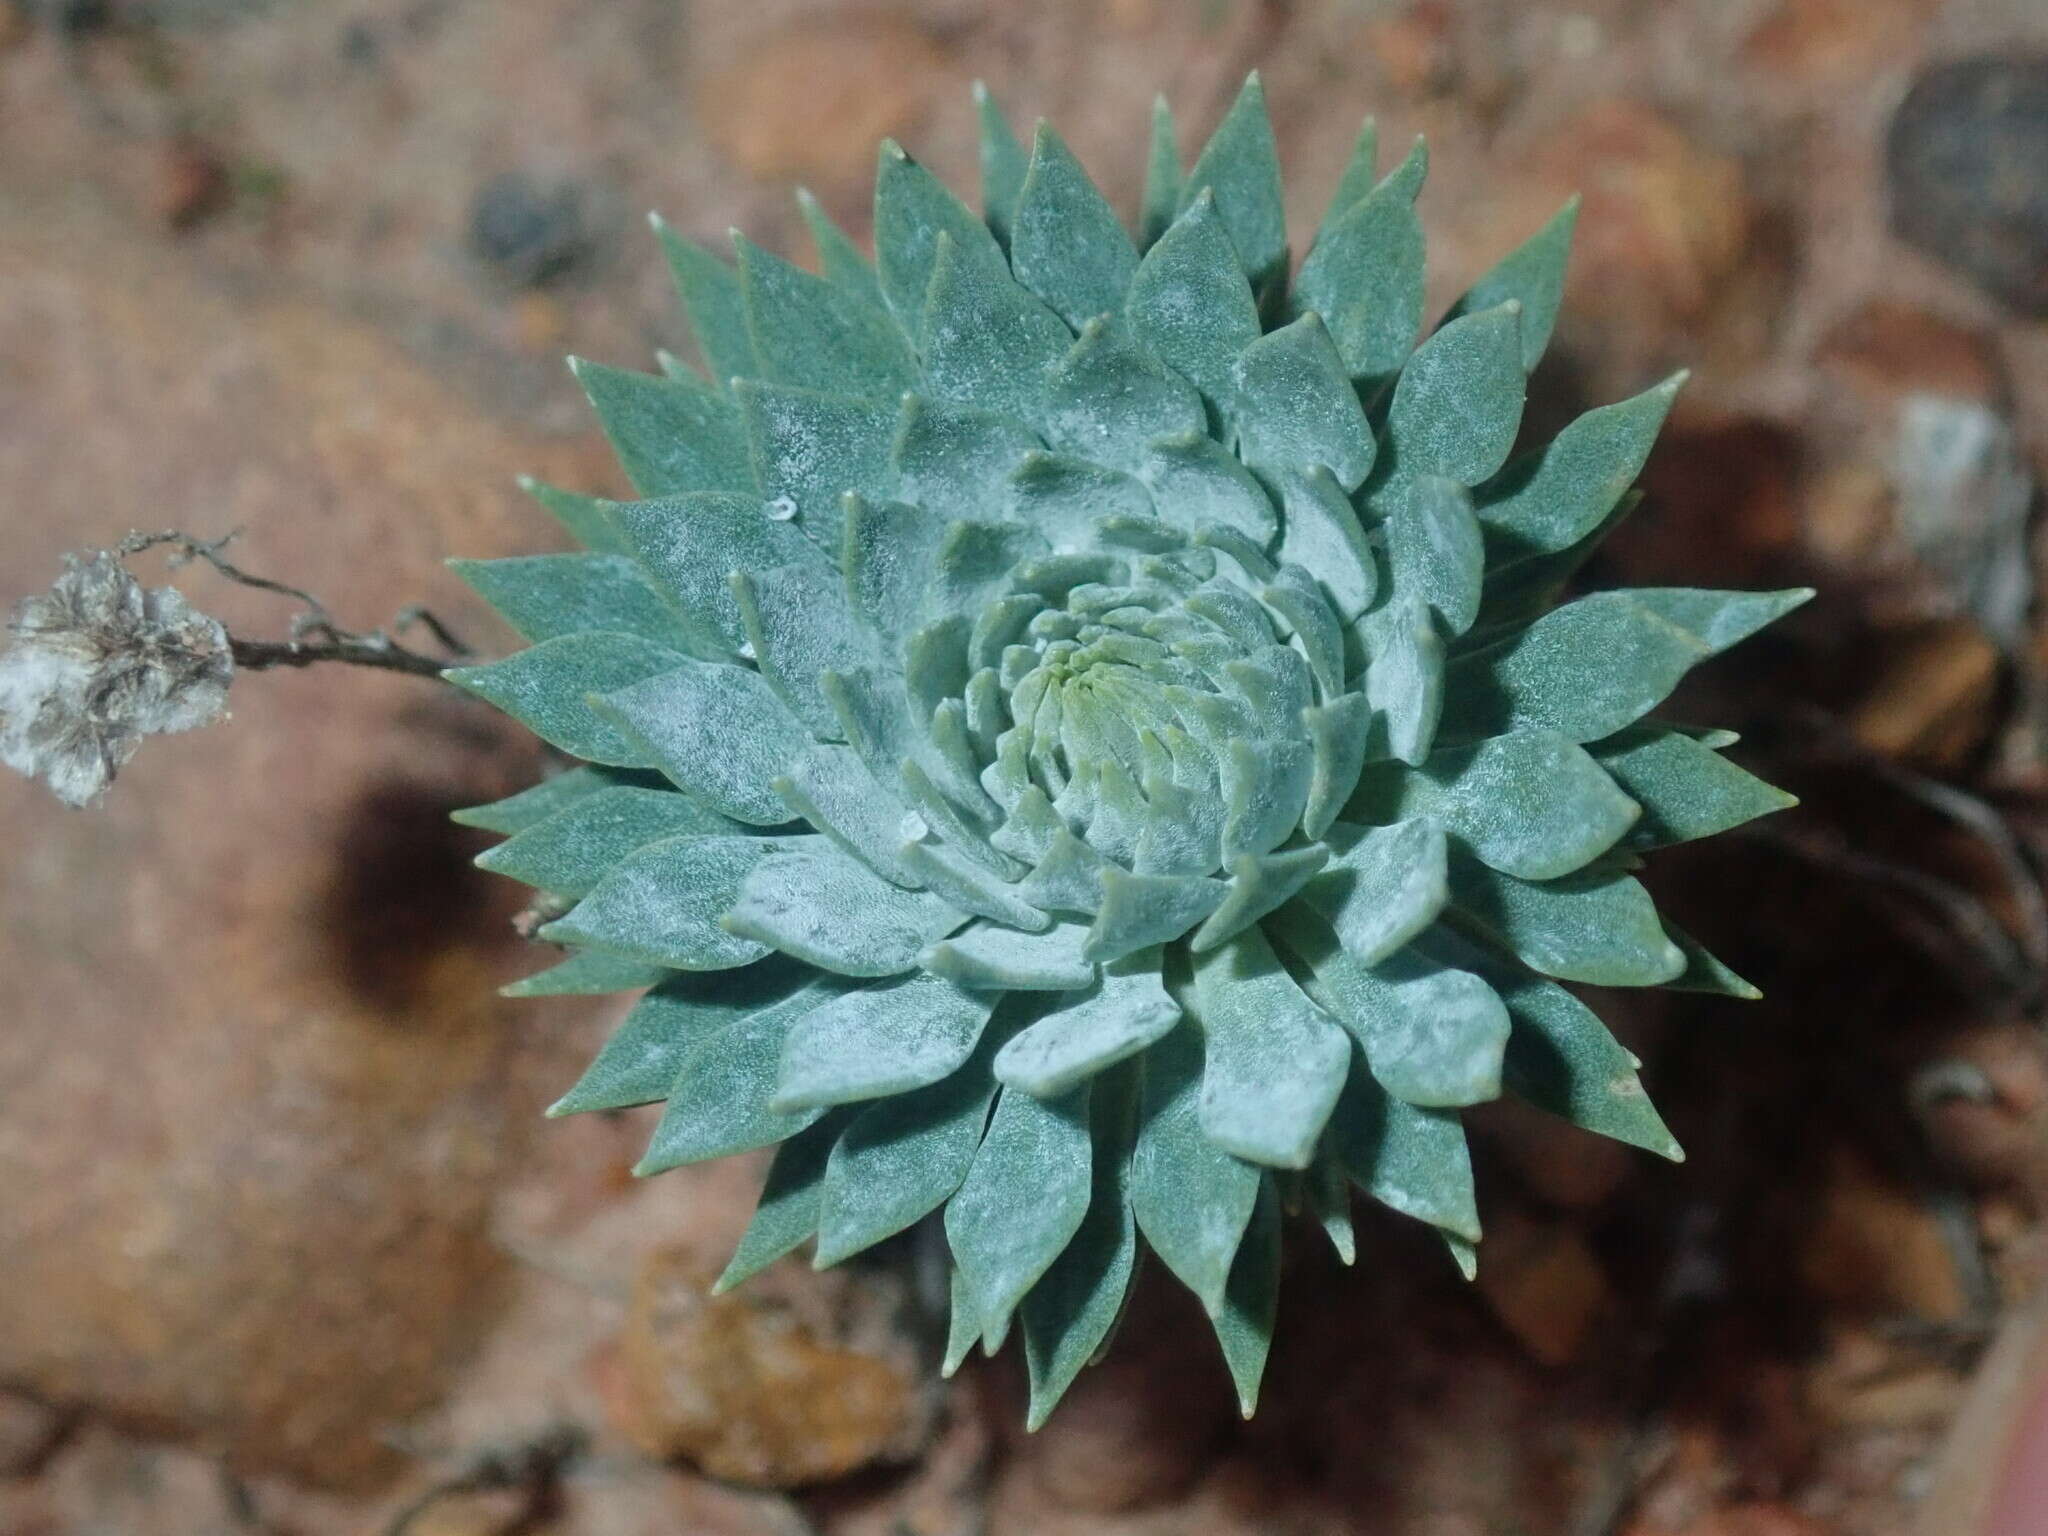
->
[[1140, 95, 1181, 248], [944, 1263, 982, 1375], [842, 495, 948, 650], [1592, 724, 1797, 849], [735, 382, 895, 549], [502, 947, 669, 998], [1327, 1048, 1480, 1241], [518, 475, 632, 556], [572, 359, 753, 497], [1189, 925, 1351, 1169], [995, 949, 1181, 1096], [1475, 491, 1641, 635], [1274, 907, 1507, 1109], [1130, 1016, 1260, 1320], [1210, 1176, 1281, 1417], [1007, 454, 1155, 549], [1491, 966, 1683, 1158], [1140, 434, 1280, 545], [925, 919, 1096, 992], [732, 563, 871, 738], [773, 970, 999, 1110], [1041, 317, 1207, 473], [1449, 851, 1685, 986], [1306, 1152, 1357, 1264], [1125, 193, 1262, 410], [1190, 846, 1330, 952], [736, 233, 915, 399], [1438, 593, 1715, 746], [974, 81, 1029, 246], [1663, 923, 1762, 999], [1232, 313, 1377, 490], [1293, 138, 1426, 389], [1178, 73, 1287, 291], [478, 785, 735, 899], [946, 1081, 1094, 1338], [652, 218, 758, 388], [1277, 468, 1378, 622], [773, 744, 923, 888], [725, 843, 966, 976], [1301, 817, 1448, 965], [892, 396, 1043, 522], [815, 1026, 1002, 1266], [1385, 302, 1526, 486], [1022, 1065, 1139, 1428], [1315, 117, 1378, 244], [1443, 198, 1578, 372], [1217, 737, 1312, 861], [1625, 588, 1814, 656], [1350, 729, 1640, 881], [874, 140, 1009, 327], [453, 764, 641, 834], [1011, 122, 1140, 328], [1361, 593, 1445, 765], [636, 980, 854, 1173], [593, 661, 813, 826], [1085, 866, 1226, 964], [446, 633, 687, 768], [548, 960, 810, 1115], [450, 554, 695, 651], [1381, 475, 1485, 635], [1302, 692, 1373, 839], [540, 834, 813, 970], [797, 188, 884, 307], [1477, 375, 1684, 557], [612, 490, 827, 658], [715, 1115, 846, 1291], [919, 232, 1074, 421]]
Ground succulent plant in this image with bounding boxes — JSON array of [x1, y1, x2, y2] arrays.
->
[[449, 76, 1808, 1424]]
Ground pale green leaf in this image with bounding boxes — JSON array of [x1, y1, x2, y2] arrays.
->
[[1443, 198, 1578, 371], [1131, 1016, 1259, 1315], [540, 833, 811, 970], [1125, 193, 1261, 410], [1386, 302, 1526, 486], [946, 1081, 1094, 1336], [1592, 724, 1797, 849], [572, 358, 753, 496], [1190, 925, 1351, 1169], [715, 1115, 847, 1290], [1477, 374, 1684, 557], [1293, 138, 1426, 390], [450, 553, 695, 651], [725, 843, 965, 976], [652, 218, 758, 387], [1233, 312, 1377, 490], [593, 661, 813, 825], [1011, 122, 1139, 328], [736, 233, 915, 399], [611, 490, 826, 658], [1448, 851, 1685, 987], [447, 633, 687, 767], [1298, 816, 1448, 965], [995, 949, 1181, 1097], [478, 785, 735, 898], [1179, 73, 1287, 291], [773, 970, 999, 1110]]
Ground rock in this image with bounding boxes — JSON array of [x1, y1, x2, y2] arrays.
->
[[1742, 0, 1935, 87], [697, 14, 952, 209], [0, 1424, 249, 1534], [155, 139, 231, 233], [1802, 463, 1896, 567], [1798, 1147, 1971, 1322], [1846, 617, 2001, 767], [0, 1391, 68, 1477], [1888, 57, 2048, 316], [1366, 1, 1457, 98], [1524, 101, 1752, 334], [1914, 1025, 2048, 1197], [611, 1245, 938, 1488], [1888, 396, 2035, 646], [1806, 1327, 1965, 1429], [467, 170, 603, 291], [1626, 1504, 1834, 1536], [1473, 1212, 1612, 1367], [1817, 299, 2006, 411]]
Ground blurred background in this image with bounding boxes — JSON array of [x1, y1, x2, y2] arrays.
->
[[3, 1, 2048, 1532]]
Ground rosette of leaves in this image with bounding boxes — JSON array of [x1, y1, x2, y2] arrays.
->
[[449, 77, 1808, 1425]]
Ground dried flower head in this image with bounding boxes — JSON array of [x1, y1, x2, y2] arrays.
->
[[0, 551, 232, 807]]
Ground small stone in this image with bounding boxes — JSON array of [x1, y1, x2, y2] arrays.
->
[[1888, 57, 2048, 315], [0, 1390, 66, 1477], [1742, 0, 1935, 86], [468, 171, 601, 291], [1847, 617, 2001, 767], [1473, 1211, 1612, 1367], [156, 139, 231, 232], [1798, 1147, 1971, 1321], [766, 495, 798, 522], [611, 1245, 939, 1488], [1817, 300, 2005, 410]]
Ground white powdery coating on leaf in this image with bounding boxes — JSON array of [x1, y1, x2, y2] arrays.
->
[[0, 552, 232, 806]]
